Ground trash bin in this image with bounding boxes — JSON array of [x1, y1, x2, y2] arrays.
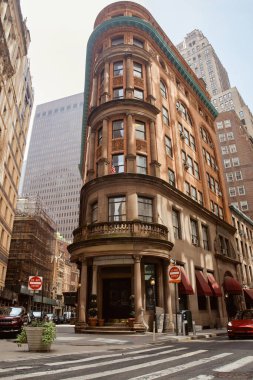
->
[[181, 310, 193, 334]]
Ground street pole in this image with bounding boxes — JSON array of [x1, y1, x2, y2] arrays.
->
[[175, 282, 178, 336]]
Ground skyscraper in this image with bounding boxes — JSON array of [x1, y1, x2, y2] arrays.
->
[[177, 30, 253, 136], [69, 2, 241, 333], [0, 0, 33, 301], [176, 29, 230, 97], [22, 93, 83, 241]]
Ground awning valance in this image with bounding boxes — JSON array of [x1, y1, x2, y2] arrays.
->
[[195, 271, 213, 296], [207, 273, 222, 297], [178, 267, 194, 295], [244, 288, 253, 303], [223, 276, 242, 295]]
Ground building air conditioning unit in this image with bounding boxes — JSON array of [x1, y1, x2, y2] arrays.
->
[[192, 237, 198, 246], [180, 131, 185, 139], [239, 230, 245, 237]]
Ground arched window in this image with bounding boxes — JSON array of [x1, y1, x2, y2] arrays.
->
[[200, 126, 214, 148], [176, 101, 192, 126], [160, 80, 167, 99]]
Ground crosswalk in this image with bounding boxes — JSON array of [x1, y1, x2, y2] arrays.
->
[[0, 344, 252, 379]]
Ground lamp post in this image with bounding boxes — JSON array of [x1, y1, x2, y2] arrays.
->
[[150, 276, 157, 339]]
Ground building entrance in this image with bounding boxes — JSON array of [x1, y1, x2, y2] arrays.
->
[[103, 278, 131, 321]]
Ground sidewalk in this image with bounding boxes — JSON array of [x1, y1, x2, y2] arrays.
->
[[0, 326, 228, 362]]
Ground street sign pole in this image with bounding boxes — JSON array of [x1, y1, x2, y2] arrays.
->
[[175, 282, 178, 336]]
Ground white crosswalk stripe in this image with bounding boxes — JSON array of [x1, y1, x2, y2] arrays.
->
[[0, 366, 33, 373], [1, 347, 206, 380], [47, 344, 174, 366], [1, 347, 191, 380], [127, 353, 232, 380], [187, 376, 214, 380], [214, 356, 253, 372]]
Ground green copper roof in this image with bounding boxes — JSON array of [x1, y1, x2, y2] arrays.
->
[[80, 16, 218, 173]]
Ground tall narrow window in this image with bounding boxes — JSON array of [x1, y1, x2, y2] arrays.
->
[[108, 196, 126, 221], [112, 154, 124, 173], [97, 127, 102, 146], [165, 136, 172, 157], [135, 121, 145, 140], [112, 120, 124, 138], [202, 224, 209, 250], [133, 62, 142, 78], [172, 209, 181, 239], [168, 169, 175, 186], [113, 61, 123, 76], [91, 202, 98, 223], [138, 196, 153, 222], [162, 106, 169, 124], [190, 219, 199, 246], [137, 155, 147, 174], [160, 80, 167, 98]]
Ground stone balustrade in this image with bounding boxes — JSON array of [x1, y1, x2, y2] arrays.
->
[[73, 220, 168, 243]]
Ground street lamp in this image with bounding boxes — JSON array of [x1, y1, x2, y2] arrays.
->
[[150, 276, 157, 334]]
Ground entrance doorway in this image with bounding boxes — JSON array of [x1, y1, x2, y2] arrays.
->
[[103, 278, 131, 321]]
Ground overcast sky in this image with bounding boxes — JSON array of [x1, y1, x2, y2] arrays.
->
[[20, 0, 253, 118]]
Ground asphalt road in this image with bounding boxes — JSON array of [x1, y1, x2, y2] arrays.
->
[[0, 334, 252, 379]]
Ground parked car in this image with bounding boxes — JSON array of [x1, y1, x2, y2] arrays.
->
[[0, 306, 28, 336], [227, 309, 253, 339]]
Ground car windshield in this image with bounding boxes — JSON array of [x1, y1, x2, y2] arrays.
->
[[0, 307, 22, 316]]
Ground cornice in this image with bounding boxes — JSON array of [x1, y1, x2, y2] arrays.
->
[[80, 16, 218, 173]]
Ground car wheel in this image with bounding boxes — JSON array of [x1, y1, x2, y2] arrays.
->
[[228, 335, 235, 340]]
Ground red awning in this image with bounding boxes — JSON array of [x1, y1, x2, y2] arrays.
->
[[207, 273, 222, 297], [195, 271, 213, 296], [178, 267, 194, 295], [244, 288, 253, 303], [223, 276, 242, 295]]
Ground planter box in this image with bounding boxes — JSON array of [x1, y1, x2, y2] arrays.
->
[[25, 327, 51, 352]]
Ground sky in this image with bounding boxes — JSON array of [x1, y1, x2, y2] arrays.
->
[[20, 0, 253, 132]]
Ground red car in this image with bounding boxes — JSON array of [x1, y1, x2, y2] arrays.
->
[[227, 309, 253, 339], [0, 306, 28, 336]]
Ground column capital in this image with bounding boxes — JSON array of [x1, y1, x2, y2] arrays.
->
[[133, 254, 142, 262], [80, 257, 87, 264]]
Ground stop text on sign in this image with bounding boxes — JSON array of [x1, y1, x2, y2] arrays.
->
[[28, 276, 43, 291], [168, 265, 181, 283]]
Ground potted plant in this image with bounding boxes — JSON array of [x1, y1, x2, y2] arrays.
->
[[128, 294, 135, 328], [16, 320, 56, 352], [88, 294, 98, 326]]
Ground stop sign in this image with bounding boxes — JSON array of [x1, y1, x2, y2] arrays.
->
[[28, 276, 43, 291], [168, 266, 181, 283]]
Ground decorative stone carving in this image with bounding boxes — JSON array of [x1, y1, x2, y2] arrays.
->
[[112, 139, 124, 151], [136, 140, 147, 152], [134, 77, 144, 88], [113, 77, 123, 86]]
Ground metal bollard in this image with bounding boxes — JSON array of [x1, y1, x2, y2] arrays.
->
[[152, 321, 156, 342], [192, 320, 196, 336]]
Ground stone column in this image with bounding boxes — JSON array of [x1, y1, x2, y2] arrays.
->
[[92, 265, 98, 295], [149, 120, 160, 177], [101, 61, 110, 103], [87, 130, 96, 181], [163, 261, 174, 332], [90, 75, 98, 108], [146, 62, 156, 105], [125, 54, 134, 98], [78, 258, 88, 327], [97, 118, 109, 176], [133, 255, 144, 329], [126, 113, 136, 172]]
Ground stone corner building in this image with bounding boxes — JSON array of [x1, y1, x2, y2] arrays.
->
[[69, 1, 241, 332]]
